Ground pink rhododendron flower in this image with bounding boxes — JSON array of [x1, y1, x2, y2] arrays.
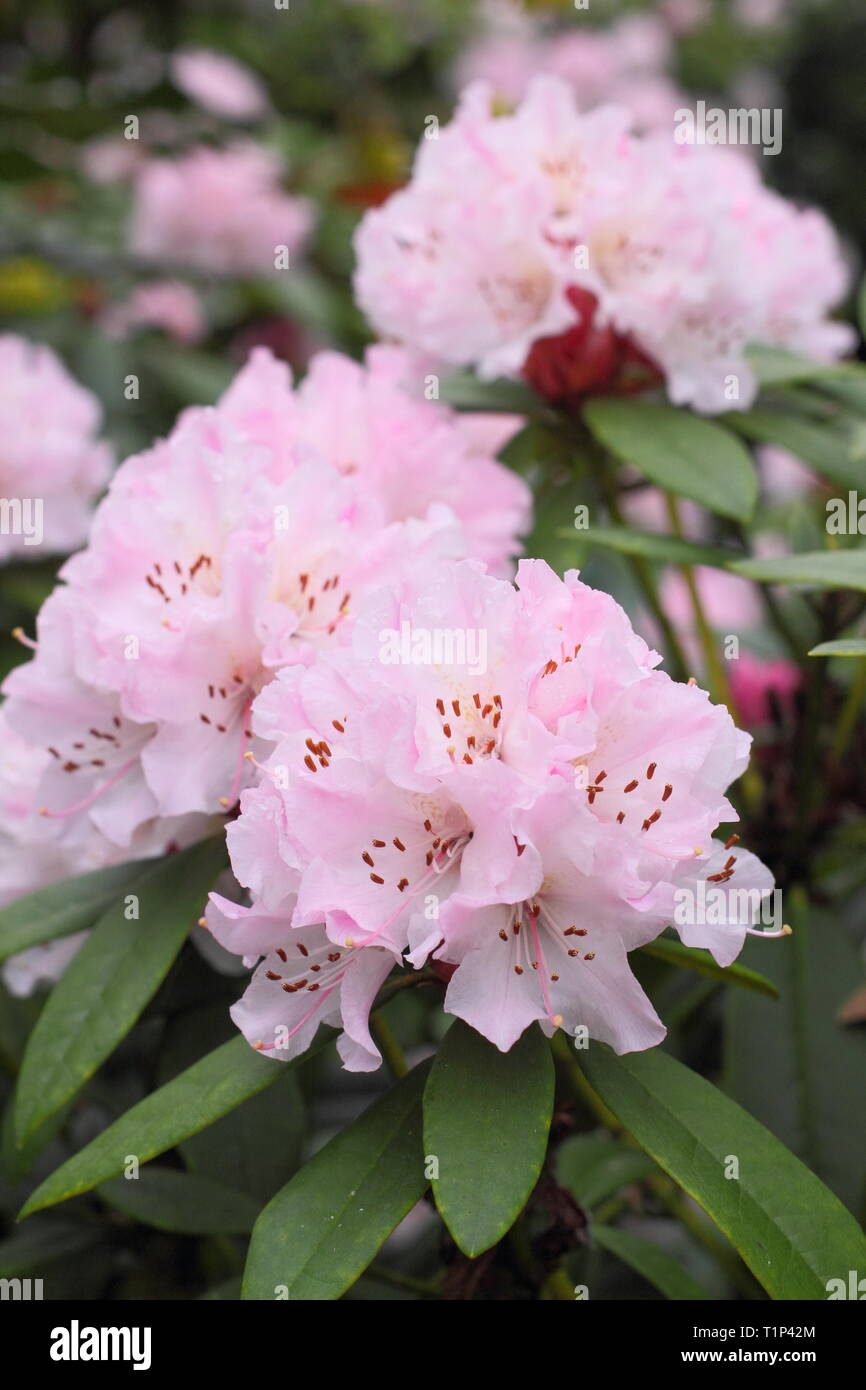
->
[[102, 280, 205, 344], [0, 707, 214, 994], [759, 446, 816, 500], [0, 336, 112, 560], [354, 77, 852, 413], [170, 48, 268, 121], [729, 652, 801, 726], [208, 559, 774, 1067], [2, 349, 528, 849], [130, 142, 314, 276]]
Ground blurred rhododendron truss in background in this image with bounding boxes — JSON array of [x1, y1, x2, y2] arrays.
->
[[355, 77, 852, 412], [0, 0, 865, 1315]]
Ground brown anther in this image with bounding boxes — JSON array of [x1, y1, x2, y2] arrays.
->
[[624, 780, 638, 793], [370, 873, 385, 885], [304, 755, 316, 772], [584, 952, 595, 961], [616, 811, 625, 824], [332, 719, 345, 733], [646, 763, 656, 779], [662, 784, 673, 801], [362, 852, 374, 867], [393, 837, 406, 851]]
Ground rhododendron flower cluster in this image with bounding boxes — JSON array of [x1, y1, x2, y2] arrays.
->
[[102, 280, 205, 344], [207, 559, 774, 1070], [457, 4, 685, 129], [0, 336, 112, 560], [130, 142, 314, 276], [354, 77, 852, 413], [1, 346, 529, 855]]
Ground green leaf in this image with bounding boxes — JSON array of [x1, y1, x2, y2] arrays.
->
[[725, 897, 866, 1218], [592, 1223, 710, 1300], [98, 1168, 262, 1235], [745, 344, 826, 386], [559, 524, 738, 568], [580, 1044, 866, 1299], [142, 344, 234, 405], [14, 838, 227, 1144], [0, 858, 153, 962], [556, 1131, 657, 1208], [640, 936, 779, 999], [423, 1020, 554, 1257], [439, 373, 540, 415], [730, 549, 866, 592], [0, 1220, 96, 1276], [242, 1059, 431, 1301], [583, 399, 758, 521], [809, 639, 866, 657], [725, 405, 863, 490], [20, 1033, 331, 1218], [180, 1068, 306, 1204]]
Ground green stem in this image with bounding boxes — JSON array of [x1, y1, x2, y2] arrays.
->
[[663, 493, 733, 709], [830, 656, 866, 764], [369, 1010, 409, 1079], [550, 1033, 621, 1131], [648, 1175, 762, 1300], [595, 468, 690, 683]]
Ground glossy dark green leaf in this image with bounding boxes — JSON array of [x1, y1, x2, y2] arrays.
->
[[14, 838, 228, 1144], [640, 936, 779, 998], [583, 399, 758, 521], [593, 1223, 710, 1300], [424, 1021, 554, 1257], [730, 549, 866, 592], [0, 858, 153, 962], [725, 897, 866, 1217], [180, 1068, 306, 1204], [581, 1043, 866, 1299], [20, 1033, 331, 1218], [98, 1167, 261, 1234], [242, 1059, 431, 1301]]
